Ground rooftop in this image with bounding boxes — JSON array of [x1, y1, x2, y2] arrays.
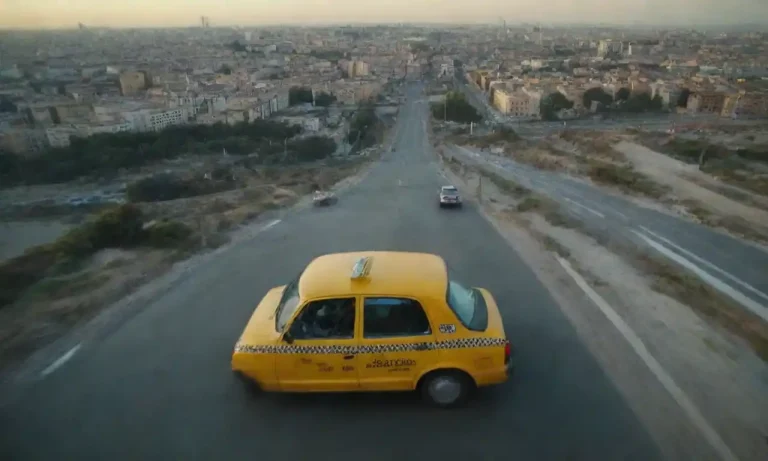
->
[[298, 251, 448, 300]]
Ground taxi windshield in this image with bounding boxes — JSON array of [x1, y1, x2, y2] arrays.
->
[[275, 276, 302, 332]]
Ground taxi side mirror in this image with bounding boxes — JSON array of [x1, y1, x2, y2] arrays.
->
[[283, 331, 295, 344]]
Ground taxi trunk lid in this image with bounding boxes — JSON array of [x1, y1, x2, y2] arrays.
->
[[476, 287, 507, 339]]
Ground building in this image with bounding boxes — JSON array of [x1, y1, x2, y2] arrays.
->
[[347, 60, 370, 78], [119, 71, 150, 96], [0, 127, 48, 155], [45, 122, 134, 148], [124, 107, 187, 132], [278, 116, 321, 132], [687, 91, 726, 115], [597, 40, 623, 58], [492, 85, 541, 119]]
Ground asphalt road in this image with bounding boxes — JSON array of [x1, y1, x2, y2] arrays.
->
[[0, 85, 662, 461], [448, 145, 768, 321]]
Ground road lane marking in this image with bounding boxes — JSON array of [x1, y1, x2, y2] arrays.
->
[[556, 257, 740, 461], [633, 231, 768, 322], [41, 344, 81, 377], [261, 219, 281, 231], [564, 197, 605, 218], [638, 226, 768, 305]]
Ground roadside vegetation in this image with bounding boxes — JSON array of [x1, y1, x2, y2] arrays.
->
[[430, 91, 482, 124], [0, 119, 339, 187]]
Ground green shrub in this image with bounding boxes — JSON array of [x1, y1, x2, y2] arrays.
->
[[145, 221, 193, 248]]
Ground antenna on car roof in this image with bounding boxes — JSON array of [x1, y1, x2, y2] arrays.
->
[[351, 256, 373, 279]]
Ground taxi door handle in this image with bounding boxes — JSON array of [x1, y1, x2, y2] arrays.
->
[[343, 355, 355, 360], [414, 343, 430, 351]]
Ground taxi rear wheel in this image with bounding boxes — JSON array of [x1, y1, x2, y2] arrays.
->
[[420, 370, 473, 408]]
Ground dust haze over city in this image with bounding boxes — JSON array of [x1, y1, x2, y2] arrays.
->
[[1, 1, 767, 460]]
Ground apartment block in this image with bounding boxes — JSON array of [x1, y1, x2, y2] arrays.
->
[[687, 91, 726, 115], [119, 71, 150, 96], [347, 60, 370, 78], [492, 85, 541, 119]]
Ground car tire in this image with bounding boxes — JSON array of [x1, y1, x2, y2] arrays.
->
[[420, 370, 473, 408]]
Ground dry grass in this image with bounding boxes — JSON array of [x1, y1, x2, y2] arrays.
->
[[585, 160, 670, 199], [567, 222, 768, 361], [634, 250, 768, 361], [679, 198, 768, 243]]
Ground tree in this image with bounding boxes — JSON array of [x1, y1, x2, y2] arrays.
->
[[228, 40, 247, 52], [289, 136, 337, 161], [289, 86, 314, 105], [540, 92, 574, 121], [615, 87, 631, 102], [431, 91, 482, 124], [347, 103, 377, 145], [217, 64, 232, 75], [314, 92, 336, 107], [582, 87, 613, 110], [0, 120, 304, 187], [677, 88, 691, 108], [0, 96, 17, 113], [621, 93, 665, 113]]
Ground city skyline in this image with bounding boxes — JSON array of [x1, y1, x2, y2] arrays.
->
[[2, 0, 768, 30]]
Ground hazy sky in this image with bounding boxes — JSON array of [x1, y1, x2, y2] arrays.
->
[[1, 0, 767, 29]]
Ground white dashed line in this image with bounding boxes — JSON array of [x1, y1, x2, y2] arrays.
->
[[41, 344, 81, 377], [564, 197, 605, 218], [261, 219, 281, 231], [633, 230, 768, 322], [556, 257, 739, 461]]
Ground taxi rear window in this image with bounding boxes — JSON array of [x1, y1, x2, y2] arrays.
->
[[445, 271, 488, 332]]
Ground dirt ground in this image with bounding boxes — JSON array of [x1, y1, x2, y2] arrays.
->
[[613, 141, 768, 242], [438, 148, 768, 461]]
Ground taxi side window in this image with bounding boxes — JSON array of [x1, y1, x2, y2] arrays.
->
[[289, 298, 356, 340], [363, 298, 431, 338]]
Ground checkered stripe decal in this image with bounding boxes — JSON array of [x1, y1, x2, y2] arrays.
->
[[235, 337, 506, 355]]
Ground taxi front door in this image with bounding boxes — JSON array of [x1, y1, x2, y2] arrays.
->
[[275, 297, 360, 392]]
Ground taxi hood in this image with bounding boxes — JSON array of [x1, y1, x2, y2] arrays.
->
[[236, 285, 286, 346]]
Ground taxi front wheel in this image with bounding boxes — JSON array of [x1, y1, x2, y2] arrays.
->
[[420, 370, 473, 408]]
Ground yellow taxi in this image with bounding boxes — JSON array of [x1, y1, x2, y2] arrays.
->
[[231, 251, 513, 407]]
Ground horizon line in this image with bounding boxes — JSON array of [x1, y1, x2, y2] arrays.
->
[[1, 20, 767, 32]]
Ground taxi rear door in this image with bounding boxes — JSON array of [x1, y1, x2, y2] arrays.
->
[[357, 296, 438, 391]]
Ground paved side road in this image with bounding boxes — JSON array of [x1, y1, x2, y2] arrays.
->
[[448, 144, 768, 322], [0, 85, 664, 461]]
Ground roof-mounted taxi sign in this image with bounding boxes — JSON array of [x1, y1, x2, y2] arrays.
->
[[351, 256, 373, 279]]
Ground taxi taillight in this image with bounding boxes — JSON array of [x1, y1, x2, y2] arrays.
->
[[504, 341, 511, 365]]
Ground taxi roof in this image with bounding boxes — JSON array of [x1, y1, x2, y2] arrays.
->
[[298, 251, 448, 300]]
